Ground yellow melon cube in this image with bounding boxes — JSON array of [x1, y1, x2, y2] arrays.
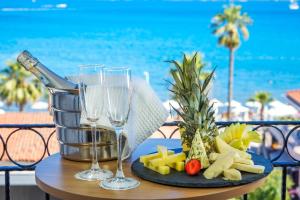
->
[[144, 162, 170, 175], [168, 161, 185, 171], [149, 152, 186, 167], [140, 151, 174, 164]]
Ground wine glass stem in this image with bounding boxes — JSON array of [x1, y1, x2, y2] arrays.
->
[[115, 127, 125, 178], [91, 123, 100, 172]]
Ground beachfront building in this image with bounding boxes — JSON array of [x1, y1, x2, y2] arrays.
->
[[287, 90, 300, 111]]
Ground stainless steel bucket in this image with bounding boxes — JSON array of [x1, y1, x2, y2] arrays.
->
[[48, 87, 120, 162]]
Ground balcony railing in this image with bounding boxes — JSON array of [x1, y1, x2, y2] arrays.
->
[[1, 121, 300, 200]]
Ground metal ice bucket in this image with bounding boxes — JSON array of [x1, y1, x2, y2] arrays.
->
[[48, 87, 120, 162]]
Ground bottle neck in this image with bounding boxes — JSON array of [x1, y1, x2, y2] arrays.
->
[[17, 50, 77, 90]]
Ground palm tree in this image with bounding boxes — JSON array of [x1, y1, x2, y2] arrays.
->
[[0, 61, 43, 111], [211, 5, 252, 120], [248, 91, 273, 121]]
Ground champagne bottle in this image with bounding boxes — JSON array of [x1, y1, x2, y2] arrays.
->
[[17, 50, 77, 90]]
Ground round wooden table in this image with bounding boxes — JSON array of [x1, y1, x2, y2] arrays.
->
[[35, 139, 267, 200]]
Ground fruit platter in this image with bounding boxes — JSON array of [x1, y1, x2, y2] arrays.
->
[[132, 53, 273, 188], [132, 124, 273, 188]]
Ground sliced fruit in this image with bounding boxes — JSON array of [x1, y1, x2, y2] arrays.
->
[[186, 129, 210, 168], [223, 168, 242, 181], [209, 152, 253, 165], [215, 136, 251, 159], [232, 163, 265, 174], [234, 157, 254, 165], [208, 152, 220, 162], [168, 161, 185, 172], [157, 145, 168, 159], [140, 151, 174, 164], [243, 131, 262, 143], [220, 123, 246, 143], [229, 139, 246, 151], [149, 152, 186, 167], [203, 151, 237, 179], [220, 124, 261, 151], [185, 159, 201, 176], [144, 162, 170, 175]]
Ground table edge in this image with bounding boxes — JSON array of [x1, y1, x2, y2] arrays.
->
[[36, 162, 267, 200]]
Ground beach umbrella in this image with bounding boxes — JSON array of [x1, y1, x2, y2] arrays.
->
[[268, 100, 286, 108], [267, 102, 298, 117], [163, 100, 180, 111], [245, 101, 261, 108], [0, 109, 5, 114], [224, 100, 241, 107], [232, 105, 250, 113], [210, 98, 223, 107], [31, 101, 48, 110]]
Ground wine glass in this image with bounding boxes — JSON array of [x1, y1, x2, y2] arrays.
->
[[100, 67, 140, 190], [75, 65, 113, 181]]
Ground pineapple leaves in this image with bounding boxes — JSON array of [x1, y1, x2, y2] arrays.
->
[[167, 52, 219, 151]]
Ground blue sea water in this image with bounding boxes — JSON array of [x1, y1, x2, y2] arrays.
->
[[0, 0, 300, 103]]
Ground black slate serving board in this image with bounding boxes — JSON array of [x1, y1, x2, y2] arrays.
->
[[131, 150, 273, 188]]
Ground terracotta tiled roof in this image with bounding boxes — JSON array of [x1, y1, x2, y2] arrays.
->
[[287, 90, 300, 108], [0, 112, 59, 163]]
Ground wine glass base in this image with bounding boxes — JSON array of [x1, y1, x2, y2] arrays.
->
[[100, 177, 140, 190], [74, 169, 113, 181]]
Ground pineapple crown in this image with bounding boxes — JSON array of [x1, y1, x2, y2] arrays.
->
[[167, 52, 218, 149]]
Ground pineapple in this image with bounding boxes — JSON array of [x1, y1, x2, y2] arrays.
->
[[168, 52, 218, 154], [219, 123, 262, 151]]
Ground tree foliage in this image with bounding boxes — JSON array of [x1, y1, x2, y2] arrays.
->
[[211, 5, 252, 50], [0, 61, 43, 111], [249, 91, 273, 120]]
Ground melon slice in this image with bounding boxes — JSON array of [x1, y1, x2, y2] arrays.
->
[[234, 157, 254, 165], [232, 163, 265, 174], [209, 152, 253, 165], [208, 152, 220, 162], [215, 136, 251, 159], [203, 151, 238, 179], [223, 168, 242, 181]]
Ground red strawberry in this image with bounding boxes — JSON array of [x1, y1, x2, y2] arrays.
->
[[185, 159, 201, 176]]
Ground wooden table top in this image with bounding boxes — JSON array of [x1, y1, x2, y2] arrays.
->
[[35, 139, 267, 200]]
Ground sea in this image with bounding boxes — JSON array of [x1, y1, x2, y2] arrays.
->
[[0, 0, 300, 105]]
